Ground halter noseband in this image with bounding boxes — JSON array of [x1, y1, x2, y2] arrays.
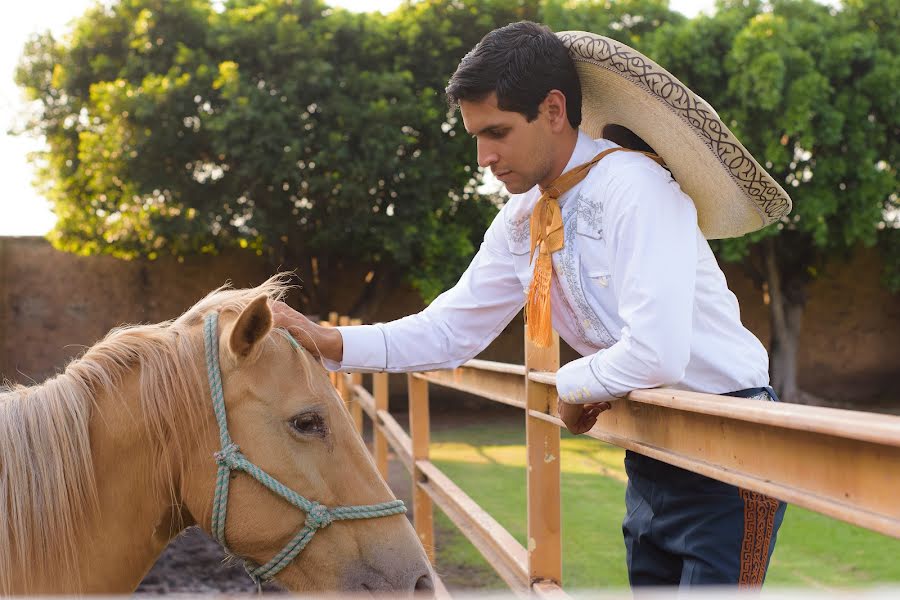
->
[[203, 311, 406, 585]]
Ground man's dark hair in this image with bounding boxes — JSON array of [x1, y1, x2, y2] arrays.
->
[[446, 21, 582, 129]]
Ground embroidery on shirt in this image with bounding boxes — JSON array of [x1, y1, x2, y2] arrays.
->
[[555, 211, 616, 348], [506, 212, 530, 248], [575, 193, 604, 240]]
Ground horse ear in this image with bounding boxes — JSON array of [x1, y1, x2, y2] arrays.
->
[[228, 295, 273, 359]]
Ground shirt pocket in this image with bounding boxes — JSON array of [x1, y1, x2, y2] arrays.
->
[[576, 230, 612, 291], [576, 230, 618, 320], [585, 269, 612, 290]]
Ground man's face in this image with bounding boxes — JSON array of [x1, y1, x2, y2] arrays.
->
[[459, 93, 555, 195]]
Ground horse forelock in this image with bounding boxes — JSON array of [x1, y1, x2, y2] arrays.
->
[[0, 273, 295, 592]]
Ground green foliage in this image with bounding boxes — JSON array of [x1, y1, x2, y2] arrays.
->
[[14, 0, 897, 310], [14, 0, 526, 305], [646, 0, 898, 289], [540, 0, 685, 44]]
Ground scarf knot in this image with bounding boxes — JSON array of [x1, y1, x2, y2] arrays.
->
[[525, 147, 665, 347]]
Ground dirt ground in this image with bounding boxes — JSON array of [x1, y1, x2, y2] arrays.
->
[[136, 527, 286, 594], [136, 397, 515, 594]]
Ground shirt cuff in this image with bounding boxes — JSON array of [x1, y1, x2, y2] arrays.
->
[[324, 324, 388, 372], [555, 353, 624, 404]]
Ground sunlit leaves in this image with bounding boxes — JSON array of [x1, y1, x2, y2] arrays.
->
[[647, 0, 897, 290]]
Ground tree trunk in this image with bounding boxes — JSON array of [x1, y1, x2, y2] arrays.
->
[[348, 268, 396, 322], [764, 238, 807, 403], [768, 296, 804, 403]]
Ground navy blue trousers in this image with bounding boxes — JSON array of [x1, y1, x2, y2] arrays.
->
[[623, 453, 786, 587], [622, 387, 787, 587], [622, 388, 787, 587]]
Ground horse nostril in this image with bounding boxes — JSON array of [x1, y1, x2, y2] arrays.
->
[[414, 573, 435, 595]]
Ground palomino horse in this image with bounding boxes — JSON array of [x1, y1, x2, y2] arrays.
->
[[0, 275, 434, 594]]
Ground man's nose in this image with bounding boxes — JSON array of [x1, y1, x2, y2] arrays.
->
[[477, 140, 498, 169]]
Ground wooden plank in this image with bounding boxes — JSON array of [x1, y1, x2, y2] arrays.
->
[[373, 372, 390, 480], [529, 371, 900, 448], [413, 368, 525, 409], [353, 384, 376, 420], [378, 410, 413, 473], [419, 359, 900, 538], [524, 326, 562, 586], [419, 362, 900, 538], [416, 460, 529, 595], [531, 580, 571, 599], [409, 374, 435, 563], [463, 358, 526, 376], [525, 374, 900, 538]]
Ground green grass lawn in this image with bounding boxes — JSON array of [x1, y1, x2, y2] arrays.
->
[[425, 420, 900, 591]]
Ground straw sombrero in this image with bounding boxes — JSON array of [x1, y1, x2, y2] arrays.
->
[[557, 31, 792, 239]]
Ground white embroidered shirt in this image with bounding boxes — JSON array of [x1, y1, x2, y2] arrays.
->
[[326, 132, 769, 403]]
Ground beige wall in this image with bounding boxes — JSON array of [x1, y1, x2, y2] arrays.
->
[[0, 236, 266, 384], [1, 236, 897, 407]]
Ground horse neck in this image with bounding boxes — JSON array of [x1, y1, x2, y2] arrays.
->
[[69, 367, 198, 592]]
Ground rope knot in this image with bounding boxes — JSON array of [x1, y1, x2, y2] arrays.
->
[[304, 503, 333, 530], [214, 442, 240, 466]]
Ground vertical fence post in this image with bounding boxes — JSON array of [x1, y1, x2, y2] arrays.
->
[[408, 374, 435, 564], [373, 372, 390, 480], [349, 318, 364, 434], [336, 316, 351, 409], [525, 325, 562, 587]]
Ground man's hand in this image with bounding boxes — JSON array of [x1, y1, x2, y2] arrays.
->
[[269, 301, 344, 363], [557, 398, 611, 435]]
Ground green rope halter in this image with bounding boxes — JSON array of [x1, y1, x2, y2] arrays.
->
[[203, 311, 407, 586]]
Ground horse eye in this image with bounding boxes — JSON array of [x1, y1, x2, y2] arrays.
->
[[289, 412, 327, 436]]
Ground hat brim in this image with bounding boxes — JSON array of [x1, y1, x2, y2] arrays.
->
[[558, 31, 792, 239]]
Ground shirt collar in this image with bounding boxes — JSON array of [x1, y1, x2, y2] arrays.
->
[[560, 130, 601, 175], [554, 131, 604, 206]]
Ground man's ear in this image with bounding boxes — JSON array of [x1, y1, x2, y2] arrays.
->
[[228, 295, 273, 359], [542, 89, 569, 133]]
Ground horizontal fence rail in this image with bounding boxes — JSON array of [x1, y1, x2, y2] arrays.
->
[[325, 315, 900, 598], [419, 367, 900, 538]]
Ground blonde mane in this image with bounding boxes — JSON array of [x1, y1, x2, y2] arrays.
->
[[0, 274, 293, 592]]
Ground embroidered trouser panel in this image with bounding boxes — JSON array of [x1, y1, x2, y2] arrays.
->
[[622, 450, 786, 587]]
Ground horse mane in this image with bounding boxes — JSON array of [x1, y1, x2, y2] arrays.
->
[[0, 273, 293, 591]]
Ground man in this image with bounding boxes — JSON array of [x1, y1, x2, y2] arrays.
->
[[273, 21, 791, 587]]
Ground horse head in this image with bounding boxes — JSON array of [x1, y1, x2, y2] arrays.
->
[[0, 276, 434, 595]]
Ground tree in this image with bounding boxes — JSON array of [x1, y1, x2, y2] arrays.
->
[[14, 0, 530, 315], [540, 0, 685, 43], [645, 0, 898, 402]]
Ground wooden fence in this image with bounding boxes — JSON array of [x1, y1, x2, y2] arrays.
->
[[324, 313, 900, 598]]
